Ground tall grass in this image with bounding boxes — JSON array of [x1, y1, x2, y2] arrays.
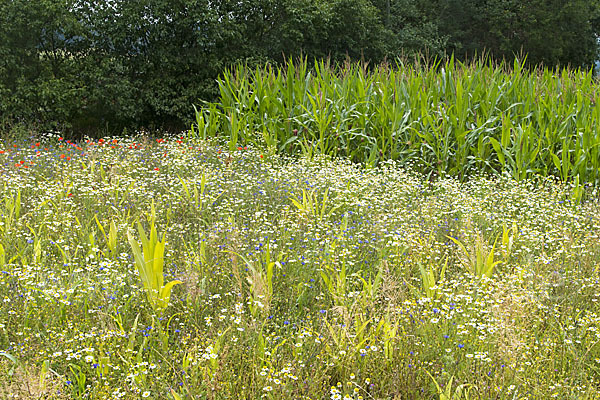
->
[[192, 57, 600, 185]]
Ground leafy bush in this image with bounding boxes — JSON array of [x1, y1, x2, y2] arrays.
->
[[0, 0, 388, 134]]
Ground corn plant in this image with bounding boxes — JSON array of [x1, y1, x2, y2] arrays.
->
[[426, 371, 474, 400], [68, 364, 87, 398], [500, 222, 518, 260], [359, 262, 384, 304], [127, 213, 182, 315], [322, 314, 373, 369], [0, 243, 5, 268], [191, 103, 220, 140], [320, 261, 348, 307], [1, 187, 21, 237], [375, 315, 399, 362], [39, 360, 50, 393], [95, 216, 117, 258], [230, 247, 281, 317], [184, 236, 209, 280], [177, 172, 221, 214], [25, 224, 43, 264], [289, 187, 339, 222], [418, 259, 447, 299], [447, 235, 501, 278]]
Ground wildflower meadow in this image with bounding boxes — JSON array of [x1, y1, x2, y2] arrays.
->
[[2, 60, 600, 400]]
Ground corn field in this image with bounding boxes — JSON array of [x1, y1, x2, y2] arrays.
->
[[192, 57, 600, 185]]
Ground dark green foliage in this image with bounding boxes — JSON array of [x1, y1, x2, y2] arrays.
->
[[323, 0, 387, 61], [435, 0, 600, 68], [0, 0, 599, 135], [0, 0, 84, 129], [1, 0, 241, 133], [371, 0, 448, 57]]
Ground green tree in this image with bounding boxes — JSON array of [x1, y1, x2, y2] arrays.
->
[[515, 0, 599, 68], [323, 0, 387, 61], [436, 0, 599, 69], [72, 0, 235, 130], [369, 0, 447, 58], [0, 0, 85, 128]]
